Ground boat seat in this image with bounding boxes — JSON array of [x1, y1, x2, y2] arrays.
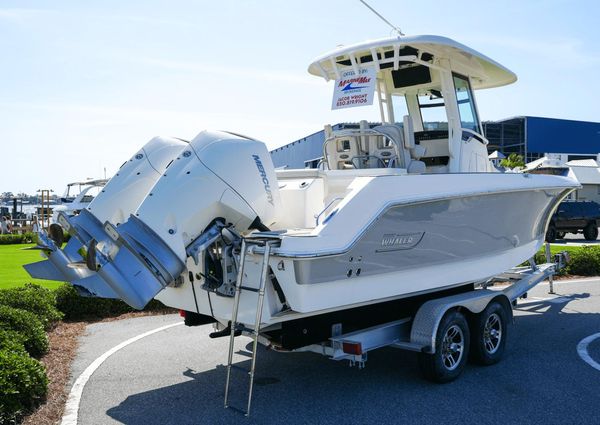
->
[[372, 125, 409, 169], [374, 123, 428, 174], [367, 134, 398, 168], [324, 136, 362, 170], [407, 160, 426, 174], [411, 144, 426, 160], [403, 115, 427, 161]]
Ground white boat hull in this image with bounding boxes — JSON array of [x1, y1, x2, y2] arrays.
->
[[155, 172, 574, 327]]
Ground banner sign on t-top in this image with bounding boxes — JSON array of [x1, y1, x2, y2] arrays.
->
[[331, 67, 376, 110]]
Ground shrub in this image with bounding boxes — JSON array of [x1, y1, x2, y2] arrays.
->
[[0, 231, 71, 245], [0, 232, 37, 245], [0, 284, 63, 330], [566, 246, 600, 276], [0, 329, 27, 355], [0, 349, 48, 424], [0, 306, 48, 357], [55, 283, 169, 320]]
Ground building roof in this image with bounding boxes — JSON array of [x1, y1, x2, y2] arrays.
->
[[567, 159, 599, 167], [524, 155, 565, 171], [566, 159, 600, 185]]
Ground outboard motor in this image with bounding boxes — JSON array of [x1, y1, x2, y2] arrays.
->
[[88, 130, 281, 309], [24, 136, 189, 298]]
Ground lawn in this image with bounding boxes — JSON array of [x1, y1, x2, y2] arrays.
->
[[546, 244, 585, 257], [0, 244, 65, 289]]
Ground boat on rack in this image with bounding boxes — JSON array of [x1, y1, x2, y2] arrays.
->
[[26, 34, 578, 349]]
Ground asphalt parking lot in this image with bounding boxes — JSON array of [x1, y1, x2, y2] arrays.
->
[[551, 232, 600, 246], [67, 278, 600, 425]]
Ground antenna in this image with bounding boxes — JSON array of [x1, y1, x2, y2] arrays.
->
[[359, 0, 404, 36]]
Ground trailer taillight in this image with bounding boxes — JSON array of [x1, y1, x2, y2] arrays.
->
[[179, 310, 186, 318], [342, 341, 363, 355]]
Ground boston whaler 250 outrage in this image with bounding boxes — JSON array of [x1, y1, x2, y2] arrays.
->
[[26, 34, 578, 414]]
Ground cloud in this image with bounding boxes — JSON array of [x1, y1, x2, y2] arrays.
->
[[137, 57, 324, 86], [0, 8, 54, 21]]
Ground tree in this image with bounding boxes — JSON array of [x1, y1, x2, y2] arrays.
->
[[500, 153, 525, 169]]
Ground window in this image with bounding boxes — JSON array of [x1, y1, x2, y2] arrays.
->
[[417, 92, 448, 131], [391, 94, 409, 123], [453, 74, 480, 133]]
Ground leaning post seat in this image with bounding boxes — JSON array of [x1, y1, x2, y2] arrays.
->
[[324, 126, 415, 170]]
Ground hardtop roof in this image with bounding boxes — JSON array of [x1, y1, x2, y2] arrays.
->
[[308, 34, 517, 90]]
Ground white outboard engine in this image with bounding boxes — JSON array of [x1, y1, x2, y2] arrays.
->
[[90, 130, 281, 309], [24, 136, 189, 297]]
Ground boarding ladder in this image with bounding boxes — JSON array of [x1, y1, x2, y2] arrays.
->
[[224, 235, 280, 416]]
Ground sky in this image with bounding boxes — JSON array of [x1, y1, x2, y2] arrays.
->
[[1, 0, 599, 195]]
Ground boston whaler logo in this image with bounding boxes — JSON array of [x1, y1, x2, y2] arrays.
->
[[252, 154, 274, 205], [377, 232, 425, 252]]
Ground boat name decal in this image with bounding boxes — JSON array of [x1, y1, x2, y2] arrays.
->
[[252, 154, 274, 205], [377, 232, 424, 252]]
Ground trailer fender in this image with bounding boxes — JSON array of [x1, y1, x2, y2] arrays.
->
[[410, 289, 511, 354]]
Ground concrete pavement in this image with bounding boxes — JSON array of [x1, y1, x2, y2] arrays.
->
[[67, 278, 600, 425]]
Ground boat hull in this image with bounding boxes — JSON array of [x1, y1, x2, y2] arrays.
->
[[156, 173, 574, 326], [284, 188, 560, 312]]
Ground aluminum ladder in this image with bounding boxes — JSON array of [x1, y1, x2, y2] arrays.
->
[[224, 236, 278, 416]]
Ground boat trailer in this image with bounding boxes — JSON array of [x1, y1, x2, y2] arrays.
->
[[223, 244, 569, 415]]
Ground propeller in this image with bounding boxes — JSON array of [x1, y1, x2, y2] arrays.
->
[[86, 239, 98, 271], [48, 223, 65, 247]]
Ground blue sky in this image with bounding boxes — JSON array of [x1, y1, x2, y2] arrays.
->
[[1, 0, 599, 194]]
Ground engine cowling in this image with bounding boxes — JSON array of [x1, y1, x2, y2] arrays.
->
[[92, 130, 281, 309], [24, 136, 189, 296]]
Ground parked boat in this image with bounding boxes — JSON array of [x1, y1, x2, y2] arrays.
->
[[27, 34, 578, 344], [51, 179, 108, 223]]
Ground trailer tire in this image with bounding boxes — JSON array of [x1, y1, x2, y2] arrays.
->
[[469, 301, 508, 366], [418, 310, 469, 383], [545, 225, 557, 243], [583, 223, 598, 241]]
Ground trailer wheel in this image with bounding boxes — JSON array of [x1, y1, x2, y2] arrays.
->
[[470, 301, 508, 366], [418, 310, 470, 383], [545, 225, 557, 243]]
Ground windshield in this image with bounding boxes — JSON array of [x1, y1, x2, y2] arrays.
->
[[453, 74, 480, 133], [418, 93, 448, 131]]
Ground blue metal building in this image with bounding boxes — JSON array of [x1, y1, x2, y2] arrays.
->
[[270, 116, 600, 169], [484, 116, 600, 162]]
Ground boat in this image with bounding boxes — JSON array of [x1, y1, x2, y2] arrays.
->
[[524, 154, 571, 176], [50, 178, 109, 224], [26, 34, 578, 348]]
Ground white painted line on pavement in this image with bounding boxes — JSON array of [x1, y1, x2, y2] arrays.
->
[[61, 321, 184, 425], [576, 332, 600, 373]]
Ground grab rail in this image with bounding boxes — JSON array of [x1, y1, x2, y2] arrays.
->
[[315, 197, 344, 226]]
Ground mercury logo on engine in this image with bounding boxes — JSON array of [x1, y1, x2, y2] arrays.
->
[[252, 154, 274, 205]]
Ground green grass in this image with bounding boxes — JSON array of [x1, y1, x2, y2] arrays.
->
[[0, 244, 64, 290], [545, 244, 585, 256]]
